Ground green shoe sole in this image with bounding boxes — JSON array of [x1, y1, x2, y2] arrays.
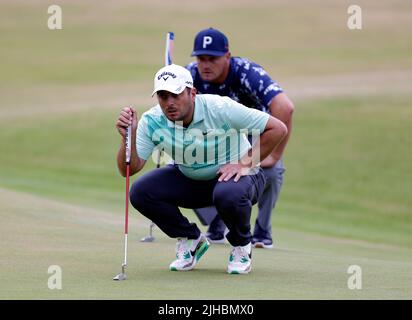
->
[[195, 242, 209, 262]]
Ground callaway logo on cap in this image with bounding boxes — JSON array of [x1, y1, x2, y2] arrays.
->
[[157, 71, 177, 81], [191, 28, 229, 57], [152, 64, 194, 97]]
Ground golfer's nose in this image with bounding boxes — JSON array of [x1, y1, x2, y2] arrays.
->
[[166, 95, 175, 107], [200, 60, 210, 69]]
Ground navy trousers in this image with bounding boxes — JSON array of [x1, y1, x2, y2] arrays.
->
[[130, 165, 266, 247], [206, 159, 285, 240]]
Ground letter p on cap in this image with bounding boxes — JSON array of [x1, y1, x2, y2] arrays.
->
[[203, 36, 213, 48]]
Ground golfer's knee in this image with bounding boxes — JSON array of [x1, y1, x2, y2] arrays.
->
[[213, 186, 248, 212], [129, 179, 151, 212], [263, 167, 280, 183]]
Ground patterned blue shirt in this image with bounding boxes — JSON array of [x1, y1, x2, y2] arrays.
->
[[186, 57, 283, 113]]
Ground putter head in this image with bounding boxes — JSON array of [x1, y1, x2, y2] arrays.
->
[[140, 235, 155, 242], [113, 272, 127, 281], [113, 264, 127, 281]]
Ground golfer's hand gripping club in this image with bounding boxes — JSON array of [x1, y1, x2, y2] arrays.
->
[[125, 124, 132, 165], [116, 106, 143, 177]]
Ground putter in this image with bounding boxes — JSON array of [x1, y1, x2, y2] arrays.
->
[[140, 222, 155, 242], [140, 31, 174, 243], [113, 124, 132, 281]]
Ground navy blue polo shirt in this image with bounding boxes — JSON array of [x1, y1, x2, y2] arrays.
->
[[186, 57, 283, 113]]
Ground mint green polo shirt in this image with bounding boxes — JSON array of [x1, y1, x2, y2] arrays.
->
[[136, 94, 269, 180]]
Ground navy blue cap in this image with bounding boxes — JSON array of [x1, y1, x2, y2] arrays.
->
[[191, 28, 229, 57]]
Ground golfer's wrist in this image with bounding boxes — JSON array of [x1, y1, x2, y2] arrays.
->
[[239, 158, 260, 169]]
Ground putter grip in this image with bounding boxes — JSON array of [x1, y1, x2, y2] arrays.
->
[[165, 32, 174, 66], [125, 125, 132, 164]]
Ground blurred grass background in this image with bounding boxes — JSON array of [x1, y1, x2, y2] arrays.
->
[[0, 0, 411, 299]]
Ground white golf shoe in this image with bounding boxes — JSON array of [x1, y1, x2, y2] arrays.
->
[[227, 243, 252, 274], [169, 234, 210, 271]]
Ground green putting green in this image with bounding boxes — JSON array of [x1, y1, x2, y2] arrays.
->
[[0, 0, 411, 299]]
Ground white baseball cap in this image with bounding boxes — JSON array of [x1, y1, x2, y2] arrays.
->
[[151, 64, 194, 97]]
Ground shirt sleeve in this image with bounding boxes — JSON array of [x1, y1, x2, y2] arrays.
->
[[238, 59, 283, 107], [185, 62, 197, 79], [220, 96, 270, 133], [136, 115, 156, 160]]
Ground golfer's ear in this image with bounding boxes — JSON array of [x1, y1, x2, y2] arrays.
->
[[190, 87, 197, 98]]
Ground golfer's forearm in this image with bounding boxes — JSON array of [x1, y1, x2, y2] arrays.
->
[[241, 117, 287, 167], [258, 123, 287, 164], [269, 94, 294, 161], [270, 116, 293, 162]]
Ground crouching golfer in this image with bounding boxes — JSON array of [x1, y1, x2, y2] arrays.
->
[[115, 64, 287, 274]]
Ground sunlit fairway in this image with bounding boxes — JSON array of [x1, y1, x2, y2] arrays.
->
[[1, 0, 411, 299]]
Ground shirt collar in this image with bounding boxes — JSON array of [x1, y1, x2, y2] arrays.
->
[[225, 57, 235, 85]]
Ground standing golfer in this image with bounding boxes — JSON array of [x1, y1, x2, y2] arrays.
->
[[186, 28, 294, 248], [115, 64, 287, 274]]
